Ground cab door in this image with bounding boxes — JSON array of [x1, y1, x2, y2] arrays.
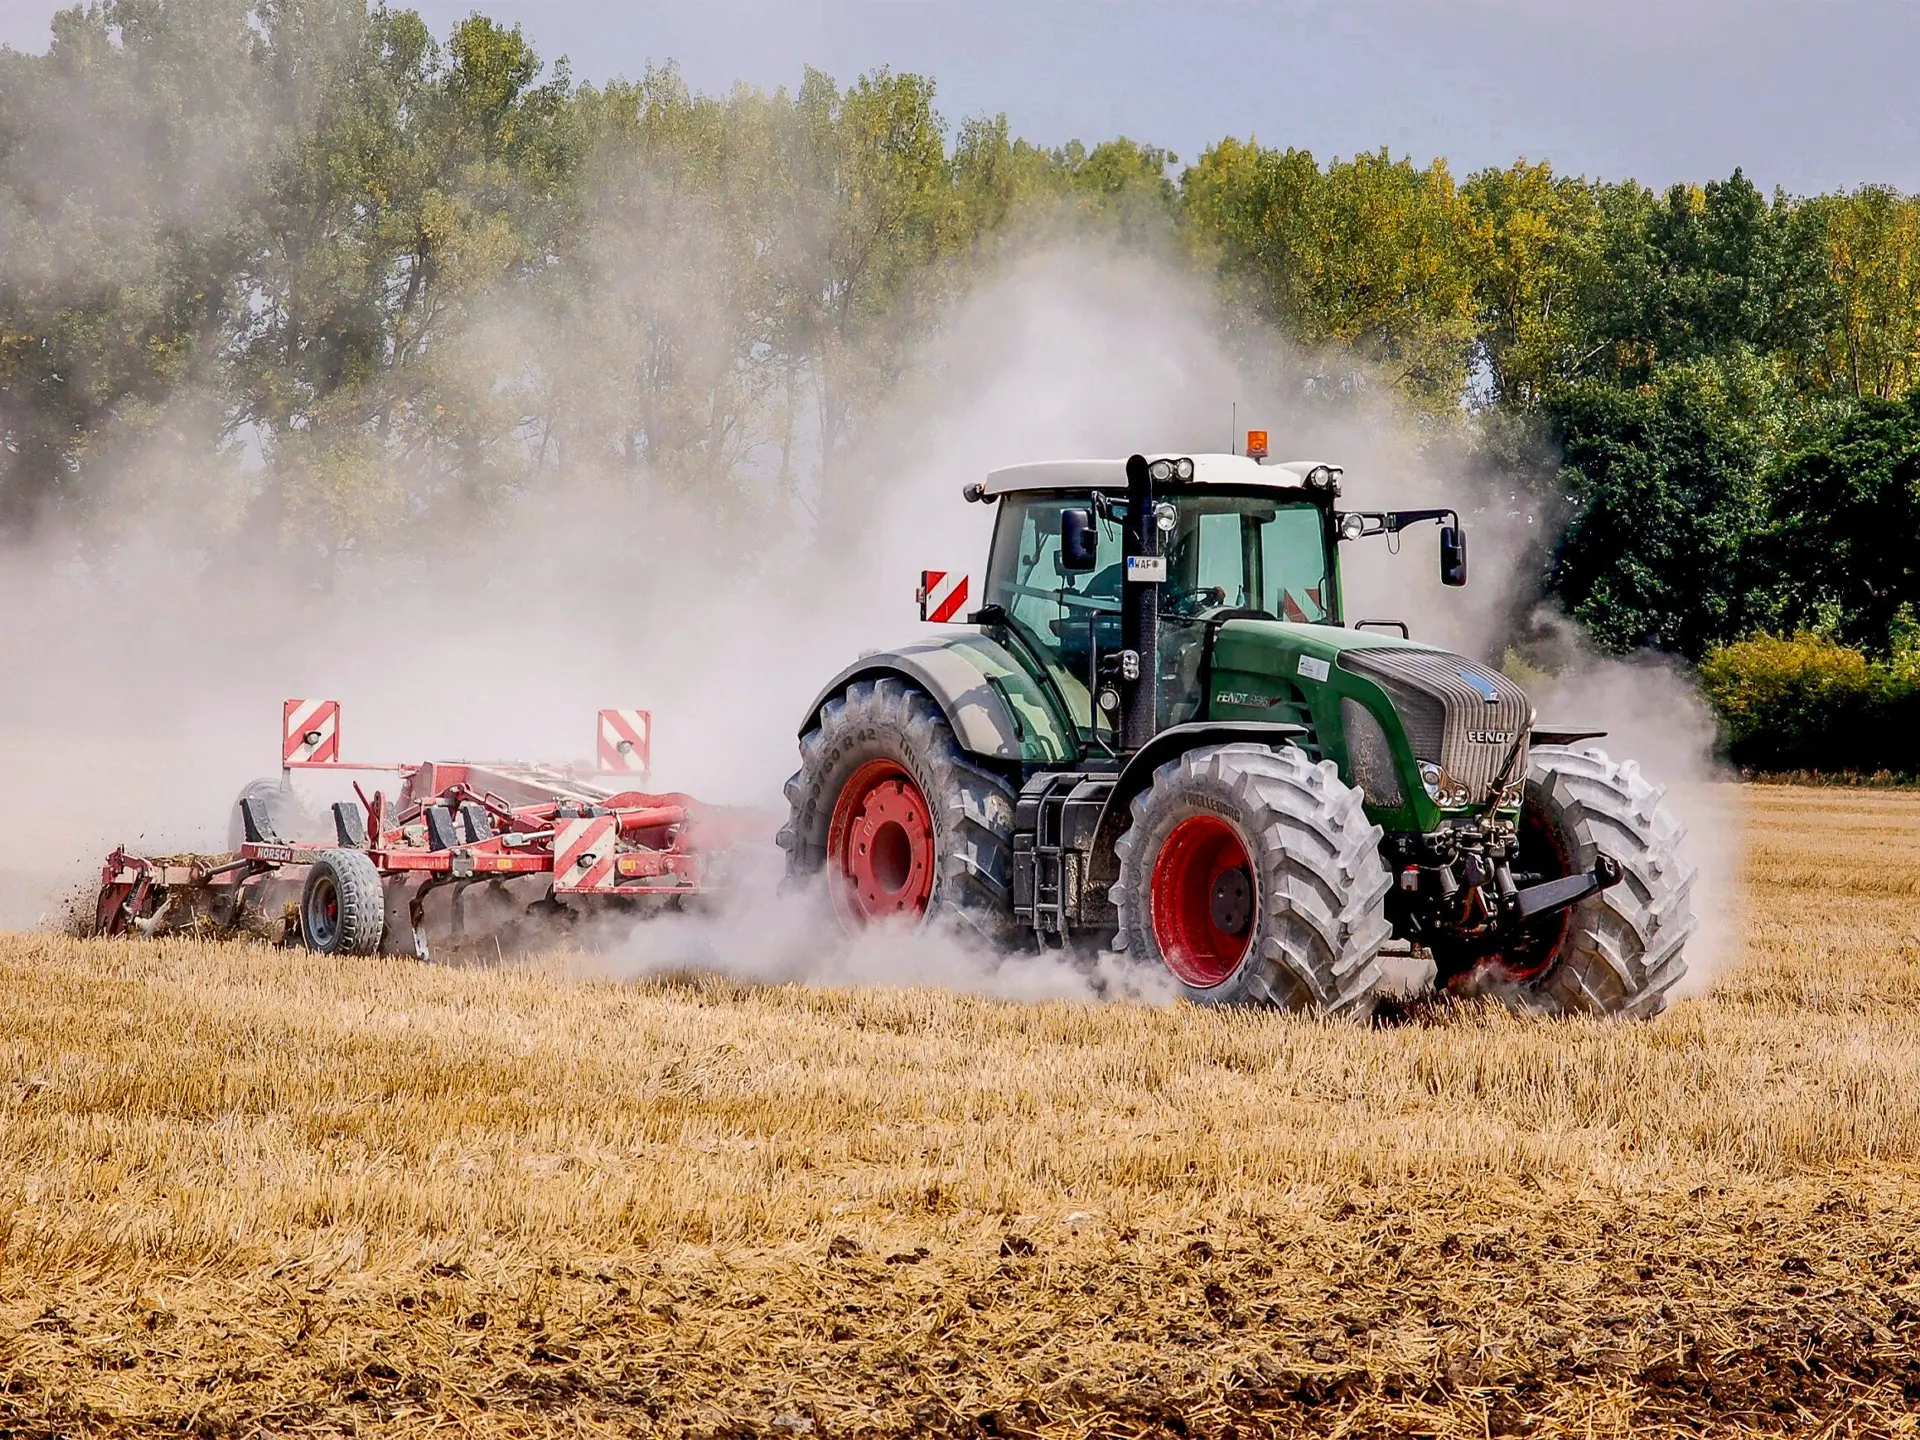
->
[[983, 495, 1123, 741]]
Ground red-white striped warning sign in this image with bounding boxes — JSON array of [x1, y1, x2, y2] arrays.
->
[[918, 570, 969, 624], [597, 709, 652, 773], [282, 699, 341, 766], [554, 815, 617, 891]]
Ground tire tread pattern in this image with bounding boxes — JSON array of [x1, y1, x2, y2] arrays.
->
[[778, 677, 1017, 946], [1512, 745, 1696, 1018], [1109, 743, 1392, 1016], [304, 849, 386, 957]]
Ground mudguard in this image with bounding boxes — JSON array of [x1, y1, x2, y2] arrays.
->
[[1532, 726, 1607, 746], [798, 632, 1079, 766], [1088, 721, 1310, 870]]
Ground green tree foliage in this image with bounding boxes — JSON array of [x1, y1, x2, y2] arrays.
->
[[1809, 186, 1920, 400], [1459, 161, 1599, 406], [1568, 171, 1834, 387], [1546, 356, 1779, 658], [0, 0, 273, 526], [1763, 388, 1920, 649]]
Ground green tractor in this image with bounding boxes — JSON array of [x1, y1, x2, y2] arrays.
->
[[780, 447, 1695, 1018]]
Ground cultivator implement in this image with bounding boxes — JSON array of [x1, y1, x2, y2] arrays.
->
[[96, 701, 774, 958]]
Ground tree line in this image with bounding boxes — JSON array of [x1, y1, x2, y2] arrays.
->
[[6, 1, 1920, 766]]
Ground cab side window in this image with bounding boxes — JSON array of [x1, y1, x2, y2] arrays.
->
[[984, 497, 1123, 730], [1260, 505, 1332, 623]]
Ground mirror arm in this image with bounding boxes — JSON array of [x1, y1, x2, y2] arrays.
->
[[1332, 508, 1459, 540], [1382, 507, 1457, 534]]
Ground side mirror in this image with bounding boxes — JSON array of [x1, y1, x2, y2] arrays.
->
[[1060, 507, 1098, 572], [1440, 524, 1467, 587]]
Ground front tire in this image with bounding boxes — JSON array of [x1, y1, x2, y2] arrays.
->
[[1473, 746, 1695, 1018], [1111, 743, 1392, 1015], [779, 677, 1017, 946]]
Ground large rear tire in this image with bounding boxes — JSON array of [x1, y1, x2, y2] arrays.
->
[[1472, 746, 1695, 1018], [779, 676, 1018, 946], [1111, 743, 1392, 1016]]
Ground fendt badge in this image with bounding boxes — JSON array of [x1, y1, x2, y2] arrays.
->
[[1469, 729, 1516, 745]]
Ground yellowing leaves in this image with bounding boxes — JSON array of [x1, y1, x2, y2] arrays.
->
[[1818, 187, 1920, 401], [1183, 143, 1478, 411]]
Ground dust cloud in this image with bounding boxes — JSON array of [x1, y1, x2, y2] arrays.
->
[[1, 239, 1738, 1001]]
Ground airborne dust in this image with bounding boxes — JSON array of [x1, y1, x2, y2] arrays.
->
[[0, 240, 1738, 1000]]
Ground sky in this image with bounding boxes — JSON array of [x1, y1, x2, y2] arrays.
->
[[1, 0, 1915, 194]]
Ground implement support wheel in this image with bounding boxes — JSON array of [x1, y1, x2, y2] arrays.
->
[[301, 849, 386, 956]]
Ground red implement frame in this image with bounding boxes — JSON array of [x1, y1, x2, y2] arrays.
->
[[96, 701, 774, 945]]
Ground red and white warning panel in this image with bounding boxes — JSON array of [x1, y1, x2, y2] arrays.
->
[[553, 815, 618, 892], [282, 698, 341, 766], [597, 708, 652, 774], [918, 570, 970, 624]]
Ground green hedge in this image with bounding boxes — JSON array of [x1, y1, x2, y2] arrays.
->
[[1697, 632, 1920, 774]]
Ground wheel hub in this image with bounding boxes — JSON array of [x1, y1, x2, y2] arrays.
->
[[307, 875, 340, 948], [1150, 814, 1256, 987], [1210, 866, 1252, 936], [827, 760, 935, 926]]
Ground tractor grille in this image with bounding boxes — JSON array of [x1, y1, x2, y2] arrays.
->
[[1336, 647, 1532, 806]]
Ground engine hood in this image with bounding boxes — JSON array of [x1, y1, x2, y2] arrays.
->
[[1210, 620, 1533, 811]]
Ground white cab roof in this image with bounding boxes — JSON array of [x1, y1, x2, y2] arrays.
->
[[982, 454, 1340, 496]]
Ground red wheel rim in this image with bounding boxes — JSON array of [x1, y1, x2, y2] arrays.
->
[[1150, 814, 1256, 986], [826, 760, 936, 927]]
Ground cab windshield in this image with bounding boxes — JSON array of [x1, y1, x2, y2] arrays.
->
[[982, 489, 1335, 734], [1161, 493, 1334, 623]]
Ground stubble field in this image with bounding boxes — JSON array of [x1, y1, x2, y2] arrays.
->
[[2, 784, 1919, 1437]]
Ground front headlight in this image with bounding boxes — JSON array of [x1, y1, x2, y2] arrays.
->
[[1419, 761, 1443, 801], [1419, 761, 1471, 808]]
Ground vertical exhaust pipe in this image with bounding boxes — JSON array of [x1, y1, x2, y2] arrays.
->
[[1122, 453, 1161, 751]]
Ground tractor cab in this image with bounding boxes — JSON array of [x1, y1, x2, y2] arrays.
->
[[972, 452, 1460, 755], [979, 459, 1339, 743]]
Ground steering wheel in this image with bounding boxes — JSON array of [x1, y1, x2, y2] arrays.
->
[[1169, 585, 1229, 617]]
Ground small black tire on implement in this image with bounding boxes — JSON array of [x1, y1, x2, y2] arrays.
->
[[1477, 745, 1695, 1019], [1111, 743, 1393, 1017], [301, 849, 386, 956], [779, 676, 1017, 947]]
